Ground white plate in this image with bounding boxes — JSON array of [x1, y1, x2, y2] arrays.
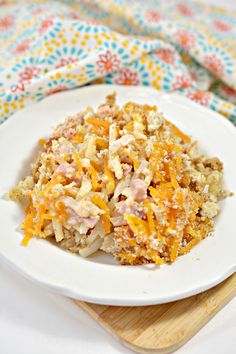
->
[[0, 85, 235, 306]]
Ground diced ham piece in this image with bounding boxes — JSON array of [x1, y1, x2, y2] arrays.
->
[[65, 127, 77, 139], [79, 216, 99, 228], [55, 162, 69, 174], [131, 178, 147, 201], [66, 207, 77, 217], [54, 162, 76, 178], [116, 201, 128, 214], [115, 201, 145, 218], [66, 207, 99, 228]]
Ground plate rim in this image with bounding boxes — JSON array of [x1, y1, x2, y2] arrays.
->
[[0, 250, 235, 306], [0, 84, 235, 306]]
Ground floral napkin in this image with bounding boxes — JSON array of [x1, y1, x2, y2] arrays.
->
[[0, 0, 236, 124]]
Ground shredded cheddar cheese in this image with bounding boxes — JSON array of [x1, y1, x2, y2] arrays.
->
[[87, 165, 100, 191], [126, 150, 139, 171], [92, 195, 111, 234], [72, 133, 84, 144], [145, 202, 155, 235], [96, 138, 108, 149], [86, 117, 110, 130], [38, 139, 46, 147], [104, 156, 115, 194]]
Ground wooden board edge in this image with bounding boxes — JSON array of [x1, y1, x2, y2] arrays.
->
[[74, 275, 236, 354]]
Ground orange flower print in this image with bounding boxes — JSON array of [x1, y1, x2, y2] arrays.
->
[[0, 15, 15, 31], [187, 90, 211, 106], [19, 66, 41, 83], [204, 54, 225, 76], [145, 10, 162, 23], [213, 20, 232, 33], [172, 75, 192, 90], [39, 17, 54, 35], [96, 50, 120, 75], [13, 39, 30, 55], [174, 29, 196, 51], [154, 49, 176, 65], [177, 4, 194, 17], [114, 68, 139, 85]]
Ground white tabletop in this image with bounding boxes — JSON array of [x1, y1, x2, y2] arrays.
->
[[0, 260, 235, 354], [1, 1, 236, 353]]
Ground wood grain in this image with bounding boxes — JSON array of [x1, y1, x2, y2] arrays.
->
[[74, 274, 236, 354]]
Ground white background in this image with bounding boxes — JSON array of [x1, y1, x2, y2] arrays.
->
[[0, 1, 236, 353], [1, 260, 236, 354]]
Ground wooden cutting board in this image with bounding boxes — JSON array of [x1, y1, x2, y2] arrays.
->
[[75, 274, 236, 354]]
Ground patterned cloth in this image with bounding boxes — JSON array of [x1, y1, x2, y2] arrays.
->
[[0, 0, 236, 124]]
